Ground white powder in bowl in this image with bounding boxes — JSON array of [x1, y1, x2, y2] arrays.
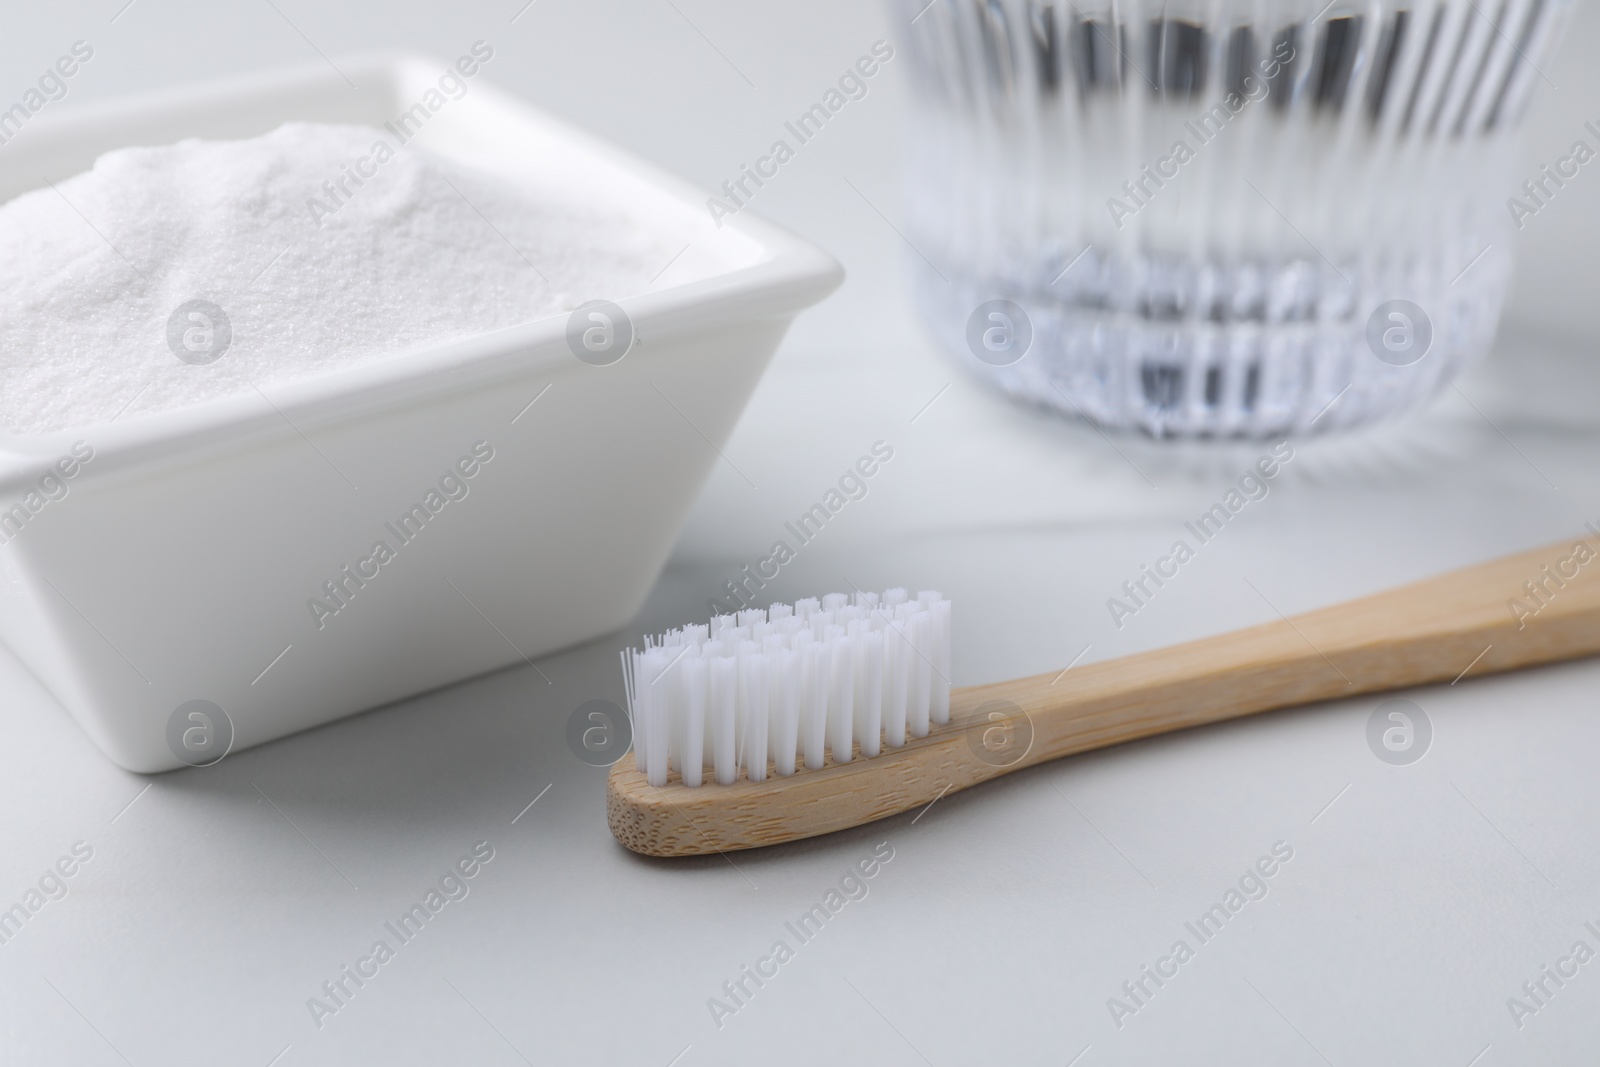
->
[[0, 122, 687, 435]]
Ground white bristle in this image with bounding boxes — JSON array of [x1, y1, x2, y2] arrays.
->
[[710, 656, 737, 785], [884, 616, 909, 748], [827, 637, 854, 763], [739, 649, 768, 783], [621, 589, 951, 787], [855, 630, 883, 758], [802, 641, 827, 770], [909, 610, 932, 738], [643, 648, 671, 785], [682, 655, 707, 787], [928, 599, 951, 725], [773, 649, 799, 776]]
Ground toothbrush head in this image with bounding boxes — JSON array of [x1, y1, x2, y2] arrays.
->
[[610, 588, 1046, 857]]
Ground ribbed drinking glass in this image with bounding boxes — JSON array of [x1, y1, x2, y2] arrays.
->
[[896, 0, 1573, 436]]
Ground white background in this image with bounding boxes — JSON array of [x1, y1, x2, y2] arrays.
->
[[3, 1, 1600, 1064]]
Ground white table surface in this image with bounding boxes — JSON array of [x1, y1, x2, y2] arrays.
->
[[4, 2, 1600, 1065]]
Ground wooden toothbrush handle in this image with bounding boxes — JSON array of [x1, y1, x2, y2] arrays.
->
[[976, 533, 1600, 772], [607, 535, 1600, 857]]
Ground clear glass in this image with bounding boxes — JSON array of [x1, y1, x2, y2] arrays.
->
[[895, 0, 1574, 437]]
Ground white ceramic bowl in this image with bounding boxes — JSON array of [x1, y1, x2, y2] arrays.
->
[[0, 56, 841, 771]]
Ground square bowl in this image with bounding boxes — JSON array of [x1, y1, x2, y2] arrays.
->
[[0, 54, 841, 771]]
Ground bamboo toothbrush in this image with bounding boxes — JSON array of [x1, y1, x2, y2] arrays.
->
[[608, 536, 1600, 857]]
